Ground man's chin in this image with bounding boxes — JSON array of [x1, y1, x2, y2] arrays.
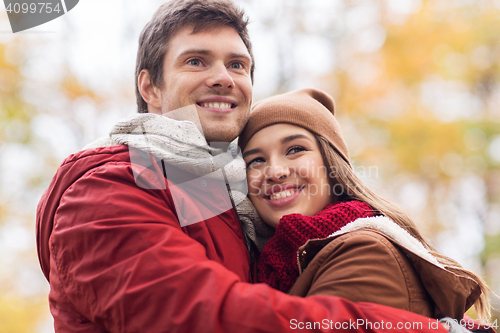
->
[[203, 127, 242, 144]]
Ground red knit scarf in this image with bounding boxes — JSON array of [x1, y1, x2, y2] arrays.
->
[[257, 200, 375, 292]]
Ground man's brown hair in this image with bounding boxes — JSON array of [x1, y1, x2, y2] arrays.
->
[[135, 0, 254, 113]]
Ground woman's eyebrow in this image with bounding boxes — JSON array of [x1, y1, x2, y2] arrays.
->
[[281, 134, 311, 144], [243, 148, 262, 158], [243, 135, 311, 158]]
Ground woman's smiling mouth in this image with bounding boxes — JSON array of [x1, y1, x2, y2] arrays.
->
[[265, 184, 304, 207], [269, 188, 298, 201]]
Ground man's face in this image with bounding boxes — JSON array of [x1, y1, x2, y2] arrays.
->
[[156, 25, 253, 143]]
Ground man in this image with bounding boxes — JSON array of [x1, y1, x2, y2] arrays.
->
[[36, 0, 466, 332]]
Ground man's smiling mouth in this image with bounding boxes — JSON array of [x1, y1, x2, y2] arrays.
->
[[198, 102, 234, 109]]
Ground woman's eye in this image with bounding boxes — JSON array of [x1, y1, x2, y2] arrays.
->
[[246, 157, 265, 168], [287, 146, 306, 155], [188, 59, 202, 66]]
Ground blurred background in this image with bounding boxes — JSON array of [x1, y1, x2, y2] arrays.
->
[[1, 0, 499, 331]]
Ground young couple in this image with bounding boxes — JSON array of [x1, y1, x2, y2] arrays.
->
[[36, 0, 493, 332]]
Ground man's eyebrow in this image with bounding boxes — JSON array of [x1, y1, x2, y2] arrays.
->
[[281, 134, 312, 144], [229, 52, 252, 61], [176, 49, 212, 58], [175, 49, 251, 62], [243, 148, 262, 158]]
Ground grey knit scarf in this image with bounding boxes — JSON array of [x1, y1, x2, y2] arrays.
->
[[85, 112, 274, 251]]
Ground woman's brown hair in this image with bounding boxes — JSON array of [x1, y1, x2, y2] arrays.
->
[[316, 135, 492, 319]]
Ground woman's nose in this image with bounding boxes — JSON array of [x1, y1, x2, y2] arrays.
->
[[265, 162, 290, 182]]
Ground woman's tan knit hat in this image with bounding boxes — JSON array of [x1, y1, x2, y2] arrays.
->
[[238, 88, 350, 164]]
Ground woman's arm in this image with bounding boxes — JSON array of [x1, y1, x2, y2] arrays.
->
[[290, 229, 433, 317]]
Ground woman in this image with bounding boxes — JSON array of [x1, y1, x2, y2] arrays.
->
[[238, 88, 491, 321]]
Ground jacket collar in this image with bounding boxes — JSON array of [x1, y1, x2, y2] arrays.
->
[[298, 216, 481, 320], [329, 216, 442, 266]]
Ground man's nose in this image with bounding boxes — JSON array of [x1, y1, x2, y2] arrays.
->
[[206, 63, 234, 89]]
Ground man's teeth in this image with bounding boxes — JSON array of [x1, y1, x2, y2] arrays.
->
[[201, 102, 232, 109], [269, 189, 296, 201]]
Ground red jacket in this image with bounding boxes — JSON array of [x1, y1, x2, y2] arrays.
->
[[37, 145, 452, 332]]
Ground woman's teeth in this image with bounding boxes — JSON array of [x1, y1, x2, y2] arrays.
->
[[201, 102, 232, 109], [269, 189, 297, 201]]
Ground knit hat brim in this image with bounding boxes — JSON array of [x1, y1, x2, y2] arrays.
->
[[238, 88, 350, 164]]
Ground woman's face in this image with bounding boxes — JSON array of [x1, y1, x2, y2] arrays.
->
[[243, 123, 335, 228]]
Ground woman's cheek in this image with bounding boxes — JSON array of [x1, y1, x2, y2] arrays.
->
[[247, 176, 262, 196]]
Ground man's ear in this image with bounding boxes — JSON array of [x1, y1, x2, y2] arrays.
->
[[138, 69, 162, 114]]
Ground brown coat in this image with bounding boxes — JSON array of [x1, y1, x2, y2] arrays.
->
[[288, 216, 481, 320]]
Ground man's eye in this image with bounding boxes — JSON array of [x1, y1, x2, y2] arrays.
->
[[287, 146, 306, 155], [188, 59, 202, 66], [230, 62, 243, 69]]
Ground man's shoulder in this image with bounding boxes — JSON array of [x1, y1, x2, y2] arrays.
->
[[46, 144, 137, 198], [60, 144, 131, 168]]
